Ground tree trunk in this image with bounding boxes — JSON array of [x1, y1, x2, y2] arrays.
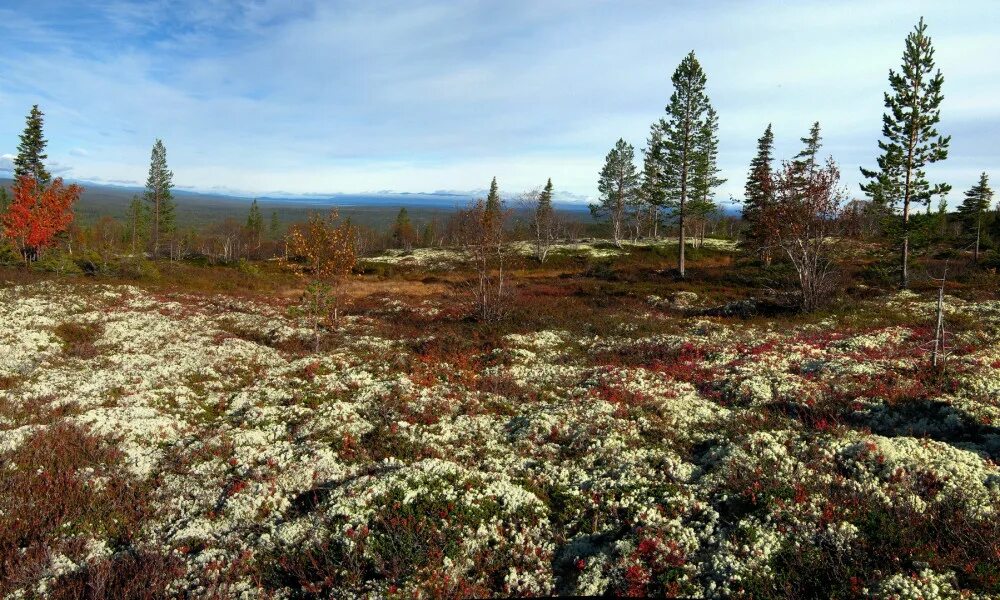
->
[[974, 220, 981, 262]]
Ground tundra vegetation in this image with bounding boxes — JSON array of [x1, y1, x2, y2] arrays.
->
[[1, 17, 1000, 600]]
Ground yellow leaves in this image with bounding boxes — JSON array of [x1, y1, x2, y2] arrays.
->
[[282, 210, 356, 283]]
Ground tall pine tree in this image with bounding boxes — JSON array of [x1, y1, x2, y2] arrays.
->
[[14, 105, 52, 186], [661, 51, 716, 277], [741, 124, 776, 264], [590, 138, 639, 248], [144, 139, 175, 258], [958, 172, 993, 262], [860, 17, 950, 288]]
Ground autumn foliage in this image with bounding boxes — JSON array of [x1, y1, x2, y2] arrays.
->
[[284, 209, 356, 282], [2, 175, 81, 263], [283, 210, 357, 351]]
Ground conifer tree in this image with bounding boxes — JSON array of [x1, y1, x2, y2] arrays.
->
[[639, 122, 667, 238], [661, 51, 715, 277], [959, 172, 993, 262], [127, 194, 146, 253], [793, 121, 823, 177], [690, 105, 725, 245], [0, 187, 9, 221], [533, 178, 557, 262], [692, 107, 725, 203], [144, 139, 175, 258], [741, 124, 776, 264], [269, 211, 281, 240], [421, 220, 437, 248], [14, 105, 51, 186], [536, 177, 554, 231], [590, 139, 639, 248], [860, 17, 950, 288], [393, 207, 416, 250], [484, 177, 502, 227], [247, 199, 264, 252]]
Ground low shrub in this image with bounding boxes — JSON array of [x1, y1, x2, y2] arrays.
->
[[31, 251, 84, 275], [53, 321, 103, 359]]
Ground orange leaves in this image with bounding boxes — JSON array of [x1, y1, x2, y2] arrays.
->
[[283, 209, 356, 282], [2, 175, 81, 258]]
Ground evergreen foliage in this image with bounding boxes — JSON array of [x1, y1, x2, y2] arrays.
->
[[959, 172, 994, 261], [143, 139, 175, 258], [860, 17, 950, 287], [741, 124, 776, 262], [590, 138, 639, 247], [13, 105, 51, 186], [660, 51, 718, 276]]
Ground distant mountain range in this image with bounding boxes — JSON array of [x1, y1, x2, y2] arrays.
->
[[0, 176, 740, 228], [0, 177, 592, 229]]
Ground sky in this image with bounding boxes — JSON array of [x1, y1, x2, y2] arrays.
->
[[0, 0, 998, 203]]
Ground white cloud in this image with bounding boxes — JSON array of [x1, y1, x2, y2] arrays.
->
[[0, 0, 996, 199]]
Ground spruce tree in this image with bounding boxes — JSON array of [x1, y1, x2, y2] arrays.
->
[[661, 51, 715, 277], [690, 106, 725, 244], [14, 105, 51, 186], [534, 178, 557, 261], [860, 17, 950, 288], [269, 211, 281, 239], [536, 177, 554, 227], [741, 124, 775, 263], [127, 194, 146, 253], [393, 207, 416, 250], [482, 176, 504, 242], [485, 177, 502, 219], [144, 139, 175, 258], [590, 138, 639, 248], [639, 122, 667, 238], [247, 199, 264, 250], [793, 121, 823, 177], [958, 172, 993, 262]]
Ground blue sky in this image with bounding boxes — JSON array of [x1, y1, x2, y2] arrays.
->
[[0, 0, 997, 203]]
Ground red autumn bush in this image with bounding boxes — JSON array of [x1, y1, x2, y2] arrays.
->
[[1, 175, 82, 263]]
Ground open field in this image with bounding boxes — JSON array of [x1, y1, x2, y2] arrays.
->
[[2, 242, 999, 598]]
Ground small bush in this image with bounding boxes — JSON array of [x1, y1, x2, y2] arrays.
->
[[583, 260, 616, 281], [236, 258, 261, 277], [0, 423, 151, 595], [860, 260, 899, 286], [31, 251, 84, 275], [116, 256, 161, 281], [0, 242, 19, 266], [54, 321, 103, 359]]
